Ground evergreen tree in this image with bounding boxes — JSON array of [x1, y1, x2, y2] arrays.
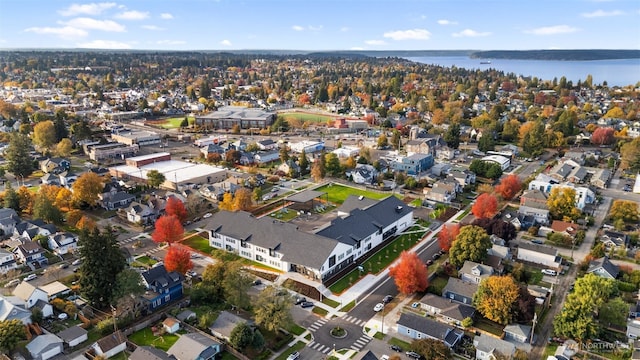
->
[[54, 115, 69, 142], [5, 133, 35, 178], [298, 149, 309, 175], [444, 123, 461, 149], [3, 183, 20, 212], [78, 228, 126, 308]]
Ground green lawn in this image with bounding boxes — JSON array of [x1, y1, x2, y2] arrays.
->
[[182, 235, 213, 253], [129, 327, 180, 351], [273, 341, 306, 360], [315, 183, 390, 205], [340, 300, 356, 312], [278, 112, 334, 124], [329, 225, 428, 294], [160, 117, 195, 129], [474, 317, 504, 336], [287, 324, 306, 336], [135, 255, 158, 267], [312, 306, 328, 316], [321, 297, 340, 308], [427, 276, 449, 296], [268, 208, 299, 222], [388, 337, 411, 350]]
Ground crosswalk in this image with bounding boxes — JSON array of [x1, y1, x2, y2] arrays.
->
[[307, 318, 328, 332], [350, 334, 372, 352], [307, 341, 333, 354], [341, 314, 367, 327]]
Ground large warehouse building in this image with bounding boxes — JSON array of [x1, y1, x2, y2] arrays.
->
[[110, 153, 227, 190], [195, 106, 276, 130]]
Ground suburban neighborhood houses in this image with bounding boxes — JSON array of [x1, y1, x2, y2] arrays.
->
[[0, 49, 638, 360]]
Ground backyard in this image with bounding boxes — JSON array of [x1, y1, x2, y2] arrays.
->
[[182, 235, 213, 254], [129, 327, 180, 351]]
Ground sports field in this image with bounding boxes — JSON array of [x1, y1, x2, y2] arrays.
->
[[153, 117, 195, 129], [277, 112, 334, 123]]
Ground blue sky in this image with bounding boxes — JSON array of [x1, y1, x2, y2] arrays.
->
[[1, 0, 639, 51]]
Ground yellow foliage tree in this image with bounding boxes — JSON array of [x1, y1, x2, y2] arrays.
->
[[55, 188, 73, 211], [547, 187, 580, 220], [604, 106, 625, 119], [72, 172, 105, 207], [17, 186, 34, 214], [55, 138, 73, 157], [233, 188, 253, 211], [219, 192, 234, 211], [473, 275, 520, 325]]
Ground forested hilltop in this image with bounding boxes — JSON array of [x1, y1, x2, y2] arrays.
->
[[470, 49, 640, 61]]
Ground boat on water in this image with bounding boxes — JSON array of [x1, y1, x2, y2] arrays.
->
[[480, 61, 491, 64]]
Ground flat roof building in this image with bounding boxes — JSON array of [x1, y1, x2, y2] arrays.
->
[[111, 130, 161, 146], [195, 106, 276, 130], [481, 154, 511, 171]]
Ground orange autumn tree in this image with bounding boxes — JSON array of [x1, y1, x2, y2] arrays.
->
[[152, 215, 184, 246], [471, 193, 498, 219], [438, 224, 460, 252], [165, 196, 188, 223], [495, 174, 522, 200], [164, 245, 193, 275], [389, 251, 428, 295]]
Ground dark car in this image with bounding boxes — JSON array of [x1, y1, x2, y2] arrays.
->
[[382, 295, 393, 304], [426, 259, 433, 266], [390, 345, 402, 352], [300, 301, 314, 308], [252, 279, 262, 286], [295, 296, 306, 305], [432, 253, 441, 260]]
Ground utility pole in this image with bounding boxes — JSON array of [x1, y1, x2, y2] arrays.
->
[[530, 312, 537, 345]]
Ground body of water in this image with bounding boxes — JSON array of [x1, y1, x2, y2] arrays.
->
[[405, 56, 640, 87]]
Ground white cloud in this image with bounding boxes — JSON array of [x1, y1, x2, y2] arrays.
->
[[62, 17, 126, 32], [525, 25, 579, 35], [58, 2, 116, 16], [115, 10, 150, 20], [142, 25, 164, 31], [581, 9, 623, 18], [160, 13, 173, 19], [25, 26, 88, 39], [220, 39, 232, 46], [156, 40, 186, 45], [365, 40, 386, 45], [76, 39, 131, 49], [292, 25, 304, 31], [452, 29, 491, 37], [383, 29, 431, 40], [437, 19, 457, 25], [308, 25, 323, 31], [340, 27, 349, 32]]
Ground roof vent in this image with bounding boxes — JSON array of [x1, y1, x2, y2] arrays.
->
[[395, 206, 403, 213]]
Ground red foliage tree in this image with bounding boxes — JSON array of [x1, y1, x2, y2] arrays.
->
[[591, 127, 615, 145], [495, 174, 522, 200], [438, 224, 460, 252], [388, 251, 429, 295], [471, 193, 499, 219], [164, 245, 193, 275], [165, 196, 188, 222], [152, 215, 184, 246]]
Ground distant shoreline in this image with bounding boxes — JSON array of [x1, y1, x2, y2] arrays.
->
[[0, 49, 638, 61]]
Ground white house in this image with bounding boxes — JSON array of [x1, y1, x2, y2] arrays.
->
[[13, 281, 50, 310], [474, 334, 516, 360], [57, 326, 89, 347], [26, 334, 64, 360], [459, 261, 494, 284], [396, 313, 464, 348], [516, 241, 562, 270], [0, 248, 18, 274], [0, 295, 32, 324], [163, 317, 180, 334], [47, 232, 79, 255], [92, 331, 127, 358]]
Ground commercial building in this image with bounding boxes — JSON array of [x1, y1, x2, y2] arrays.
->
[[87, 142, 139, 162], [111, 130, 161, 146], [481, 154, 511, 171], [195, 106, 276, 130]]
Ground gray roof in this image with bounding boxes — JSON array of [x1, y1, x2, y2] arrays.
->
[[285, 189, 326, 203], [167, 333, 221, 360], [57, 325, 88, 343], [130, 346, 176, 360], [397, 312, 463, 347], [96, 330, 126, 352], [176, 309, 196, 322], [587, 256, 620, 278], [474, 334, 515, 356], [208, 211, 339, 269], [107, 191, 135, 203], [0, 295, 31, 322], [419, 294, 475, 321], [26, 334, 63, 355], [317, 196, 411, 245], [460, 261, 494, 278], [504, 324, 532, 338], [518, 241, 558, 256], [209, 310, 252, 340], [337, 195, 378, 214], [442, 277, 478, 299], [352, 350, 380, 360]]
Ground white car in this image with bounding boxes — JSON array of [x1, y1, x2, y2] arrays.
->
[[541, 269, 557, 276], [58, 313, 68, 320], [24, 274, 37, 281], [203, 213, 213, 219], [374, 303, 384, 312]]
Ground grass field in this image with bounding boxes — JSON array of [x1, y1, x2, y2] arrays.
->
[[278, 112, 334, 124], [315, 183, 390, 204], [182, 235, 213, 254], [158, 117, 195, 129], [129, 328, 180, 351]]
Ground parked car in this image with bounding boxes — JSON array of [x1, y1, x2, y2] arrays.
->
[[541, 269, 557, 276], [390, 345, 402, 352], [406, 351, 423, 359], [71, 259, 82, 266], [426, 259, 433, 266], [432, 253, 441, 260], [411, 302, 420, 308], [374, 303, 384, 312], [24, 274, 37, 281], [382, 295, 393, 304], [286, 351, 300, 360], [58, 263, 69, 269], [300, 301, 314, 308], [253, 279, 262, 286], [4, 279, 20, 287], [295, 296, 306, 305], [203, 213, 213, 219]]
